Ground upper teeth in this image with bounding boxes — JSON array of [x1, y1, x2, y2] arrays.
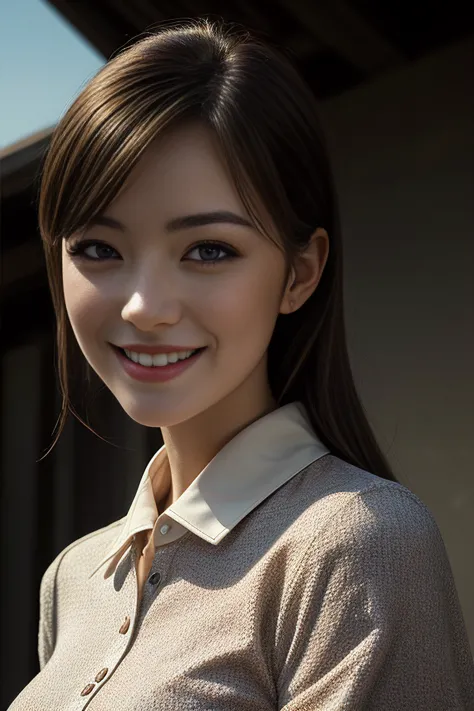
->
[[123, 349, 197, 367]]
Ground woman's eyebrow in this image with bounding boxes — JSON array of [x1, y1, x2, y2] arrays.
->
[[88, 210, 254, 232]]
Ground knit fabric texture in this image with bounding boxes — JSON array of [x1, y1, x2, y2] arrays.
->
[[9, 455, 474, 710]]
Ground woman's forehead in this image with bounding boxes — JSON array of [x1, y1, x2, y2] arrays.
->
[[112, 124, 243, 213]]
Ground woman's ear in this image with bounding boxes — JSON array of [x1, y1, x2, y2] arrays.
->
[[280, 227, 329, 314]]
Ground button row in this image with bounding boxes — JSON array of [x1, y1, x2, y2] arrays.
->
[[79, 526, 170, 700], [80, 615, 131, 696]]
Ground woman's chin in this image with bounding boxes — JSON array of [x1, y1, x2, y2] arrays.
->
[[112, 396, 191, 429], [119, 404, 170, 428]]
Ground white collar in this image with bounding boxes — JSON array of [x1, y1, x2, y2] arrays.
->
[[89, 401, 329, 579]]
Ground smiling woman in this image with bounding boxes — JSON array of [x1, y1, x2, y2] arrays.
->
[[10, 15, 474, 711], [37, 21, 391, 477]]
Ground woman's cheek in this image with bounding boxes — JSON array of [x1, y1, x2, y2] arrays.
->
[[63, 277, 104, 351]]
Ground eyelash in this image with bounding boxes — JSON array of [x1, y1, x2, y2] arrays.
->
[[65, 239, 238, 266]]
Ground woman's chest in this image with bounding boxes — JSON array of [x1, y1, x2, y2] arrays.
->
[[13, 543, 281, 711]]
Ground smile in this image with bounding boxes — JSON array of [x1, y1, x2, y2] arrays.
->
[[111, 345, 207, 383]]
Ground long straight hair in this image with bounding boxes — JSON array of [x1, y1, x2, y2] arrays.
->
[[37, 17, 397, 481]]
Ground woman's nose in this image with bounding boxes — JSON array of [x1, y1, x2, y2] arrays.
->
[[121, 290, 182, 331]]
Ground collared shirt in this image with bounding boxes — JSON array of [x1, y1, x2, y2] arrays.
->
[[9, 401, 474, 710], [90, 401, 331, 595]]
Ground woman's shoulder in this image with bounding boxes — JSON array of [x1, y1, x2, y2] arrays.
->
[[300, 454, 444, 559], [276, 459, 474, 710], [278, 455, 457, 622]]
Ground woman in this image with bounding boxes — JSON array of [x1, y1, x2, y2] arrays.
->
[[10, 17, 473, 711]]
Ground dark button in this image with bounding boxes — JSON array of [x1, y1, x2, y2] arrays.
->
[[95, 668, 108, 682], [148, 572, 161, 586], [80, 683, 95, 696], [119, 615, 130, 634]]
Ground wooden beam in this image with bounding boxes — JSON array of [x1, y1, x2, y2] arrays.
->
[[0, 130, 52, 200], [277, 0, 404, 74], [107, 0, 160, 33]]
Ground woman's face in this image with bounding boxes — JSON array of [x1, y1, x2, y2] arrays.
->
[[62, 122, 291, 427]]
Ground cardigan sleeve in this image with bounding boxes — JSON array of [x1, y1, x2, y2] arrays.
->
[[275, 485, 474, 711], [38, 552, 61, 671]]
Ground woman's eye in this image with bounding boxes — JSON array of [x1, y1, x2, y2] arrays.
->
[[66, 240, 120, 260], [185, 242, 238, 265]]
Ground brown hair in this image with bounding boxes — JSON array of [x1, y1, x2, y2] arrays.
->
[[37, 17, 397, 481]]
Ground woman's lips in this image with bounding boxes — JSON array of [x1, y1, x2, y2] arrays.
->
[[111, 345, 206, 383]]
